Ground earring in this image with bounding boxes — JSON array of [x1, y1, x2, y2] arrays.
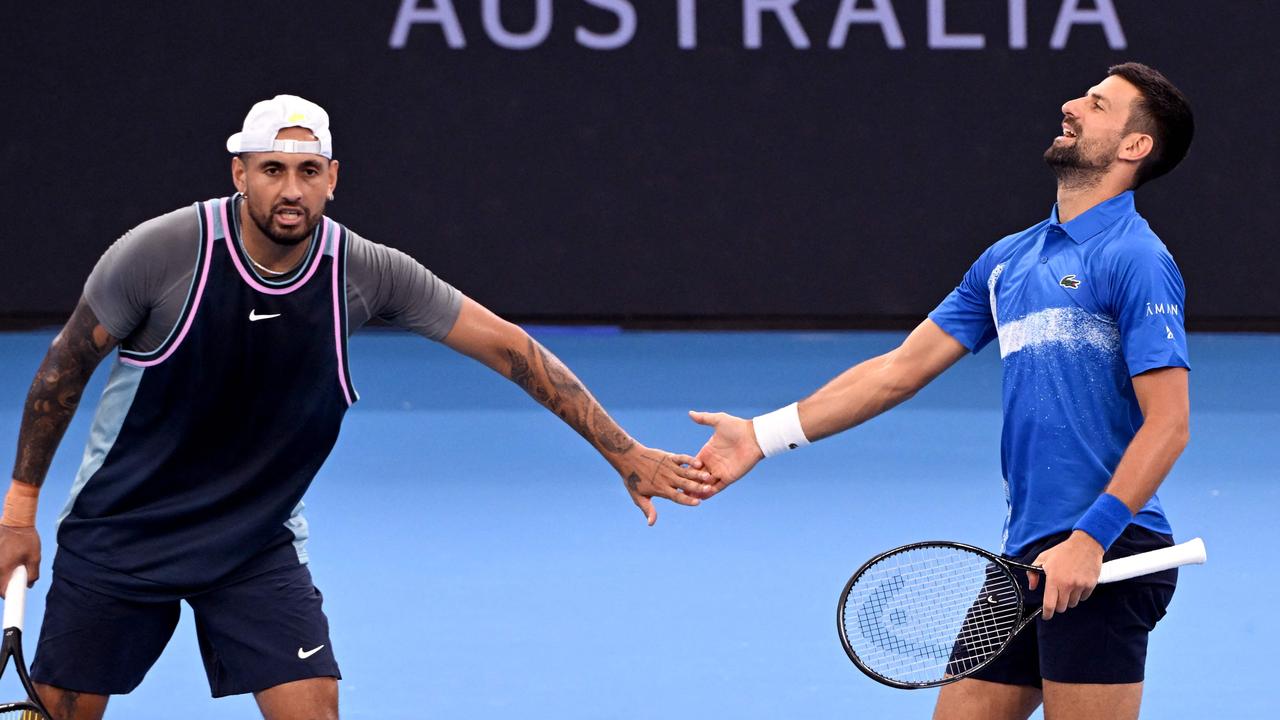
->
[[327, 192, 335, 201]]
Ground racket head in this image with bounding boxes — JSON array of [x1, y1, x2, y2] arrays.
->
[[0, 700, 49, 719], [837, 541, 1029, 689], [0, 631, 50, 719]]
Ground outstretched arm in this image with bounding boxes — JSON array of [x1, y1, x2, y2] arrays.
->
[[690, 318, 969, 491], [2, 299, 119, 591], [442, 297, 713, 525]]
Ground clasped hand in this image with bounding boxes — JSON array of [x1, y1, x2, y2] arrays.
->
[[1029, 530, 1105, 620]]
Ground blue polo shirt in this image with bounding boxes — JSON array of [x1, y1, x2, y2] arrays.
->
[[929, 191, 1188, 556]]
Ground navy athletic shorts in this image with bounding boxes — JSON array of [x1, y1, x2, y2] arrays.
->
[[968, 525, 1177, 687], [29, 561, 340, 697]]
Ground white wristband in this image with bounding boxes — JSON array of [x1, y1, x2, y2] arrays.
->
[[752, 402, 811, 458]]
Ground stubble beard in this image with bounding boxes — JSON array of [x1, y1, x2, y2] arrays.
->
[[247, 201, 324, 246], [1043, 135, 1117, 192]]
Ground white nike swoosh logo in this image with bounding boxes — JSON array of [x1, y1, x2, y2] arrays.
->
[[297, 645, 325, 659], [249, 310, 282, 322]]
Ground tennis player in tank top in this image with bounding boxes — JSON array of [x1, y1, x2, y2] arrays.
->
[[0, 95, 715, 720]]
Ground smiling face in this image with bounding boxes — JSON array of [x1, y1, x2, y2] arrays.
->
[[232, 126, 339, 246], [1044, 75, 1147, 188]]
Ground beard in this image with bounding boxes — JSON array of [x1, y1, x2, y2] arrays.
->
[[1043, 132, 1119, 190], [246, 200, 324, 246]]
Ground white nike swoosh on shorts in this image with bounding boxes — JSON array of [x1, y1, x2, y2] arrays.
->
[[298, 645, 325, 659]]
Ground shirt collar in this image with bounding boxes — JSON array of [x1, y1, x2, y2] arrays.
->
[[1048, 190, 1136, 244]]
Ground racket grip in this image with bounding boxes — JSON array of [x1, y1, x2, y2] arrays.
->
[[3, 565, 27, 631], [1097, 537, 1206, 584]]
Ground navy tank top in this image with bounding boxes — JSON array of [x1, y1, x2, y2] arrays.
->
[[55, 195, 358, 598]]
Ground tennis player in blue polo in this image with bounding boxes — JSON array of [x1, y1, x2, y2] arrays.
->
[[689, 62, 1195, 720]]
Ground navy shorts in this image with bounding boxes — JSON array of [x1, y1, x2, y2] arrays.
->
[[30, 561, 340, 697], [965, 525, 1177, 687]]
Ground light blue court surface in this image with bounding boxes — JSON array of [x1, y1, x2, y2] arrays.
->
[[0, 329, 1276, 719]]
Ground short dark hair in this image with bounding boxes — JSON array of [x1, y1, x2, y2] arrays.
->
[[1107, 62, 1194, 188]]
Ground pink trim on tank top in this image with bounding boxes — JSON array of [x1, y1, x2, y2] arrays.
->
[[330, 219, 354, 407], [221, 199, 327, 295], [120, 202, 217, 368]]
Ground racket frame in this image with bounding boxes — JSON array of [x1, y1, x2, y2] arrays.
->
[[837, 537, 1207, 690], [836, 540, 1034, 690], [0, 567, 53, 718]]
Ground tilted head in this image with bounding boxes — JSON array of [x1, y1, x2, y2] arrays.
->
[[1045, 63, 1193, 190]]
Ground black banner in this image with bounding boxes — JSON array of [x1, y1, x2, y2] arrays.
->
[[3, 2, 1275, 327]]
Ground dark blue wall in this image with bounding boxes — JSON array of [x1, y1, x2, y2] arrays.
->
[[3, 2, 1274, 327]]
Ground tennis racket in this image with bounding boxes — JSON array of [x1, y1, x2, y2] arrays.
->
[[837, 537, 1207, 689], [1, 567, 52, 719]]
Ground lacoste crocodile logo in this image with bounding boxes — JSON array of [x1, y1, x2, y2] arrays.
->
[[1059, 274, 1081, 289]]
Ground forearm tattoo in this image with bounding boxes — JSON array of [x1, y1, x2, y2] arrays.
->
[[11, 300, 115, 487], [504, 337, 636, 456]]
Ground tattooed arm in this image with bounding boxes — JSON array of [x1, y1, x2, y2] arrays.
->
[[2, 299, 119, 586], [442, 297, 712, 525]]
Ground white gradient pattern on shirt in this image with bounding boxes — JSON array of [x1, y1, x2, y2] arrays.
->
[[997, 306, 1119, 359], [987, 263, 1007, 329]]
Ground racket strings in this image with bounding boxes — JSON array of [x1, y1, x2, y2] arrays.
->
[[841, 546, 1024, 685]]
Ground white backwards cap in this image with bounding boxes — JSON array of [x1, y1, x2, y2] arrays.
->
[[226, 94, 333, 159]]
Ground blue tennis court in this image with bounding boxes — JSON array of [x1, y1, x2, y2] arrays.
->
[[0, 328, 1274, 718]]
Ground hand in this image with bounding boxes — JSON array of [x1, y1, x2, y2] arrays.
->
[[0, 525, 41, 598], [1028, 530, 1104, 620], [687, 411, 765, 495], [617, 445, 714, 526]]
